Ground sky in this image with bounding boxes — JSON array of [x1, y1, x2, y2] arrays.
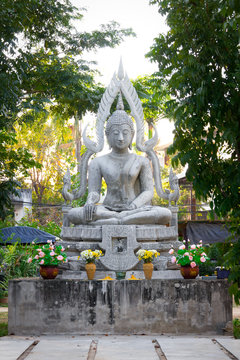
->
[[72, 0, 174, 145]]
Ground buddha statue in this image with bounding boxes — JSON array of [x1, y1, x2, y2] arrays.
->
[[62, 62, 179, 227]]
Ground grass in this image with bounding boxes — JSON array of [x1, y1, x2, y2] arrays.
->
[[0, 322, 7, 337], [0, 307, 8, 337]]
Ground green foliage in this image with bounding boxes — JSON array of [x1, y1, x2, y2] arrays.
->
[[0, 0, 134, 216], [0, 131, 38, 220], [0, 323, 8, 337], [17, 216, 61, 237], [147, 0, 240, 220], [170, 240, 209, 267], [223, 220, 240, 304], [132, 75, 170, 127], [0, 241, 38, 297], [29, 241, 67, 266], [233, 319, 240, 339]]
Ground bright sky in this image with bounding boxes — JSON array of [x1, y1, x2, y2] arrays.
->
[[72, 0, 174, 145]]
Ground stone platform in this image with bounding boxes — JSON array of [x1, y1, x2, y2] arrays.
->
[[8, 278, 232, 336]]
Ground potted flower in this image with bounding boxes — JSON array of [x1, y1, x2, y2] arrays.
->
[[169, 240, 209, 279], [80, 249, 103, 280], [28, 240, 67, 279], [136, 249, 160, 280]]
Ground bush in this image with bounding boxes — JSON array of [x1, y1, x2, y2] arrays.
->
[[0, 241, 38, 297], [233, 319, 240, 339]]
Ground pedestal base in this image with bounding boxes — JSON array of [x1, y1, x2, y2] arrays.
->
[[8, 278, 232, 335]]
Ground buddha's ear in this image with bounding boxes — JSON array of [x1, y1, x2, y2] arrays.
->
[[106, 133, 112, 150], [128, 131, 134, 150]]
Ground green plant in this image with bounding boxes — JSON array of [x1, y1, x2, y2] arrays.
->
[[18, 216, 61, 237], [233, 319, 240, 339], [136, 249, 160, 263], [0, 240, 39, 297], [28, 240, 67, 266], [0, 323, 8, 337], [169, 240, 209, 268]]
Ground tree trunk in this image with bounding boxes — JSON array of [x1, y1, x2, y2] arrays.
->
[[74, 114, 82, 174]]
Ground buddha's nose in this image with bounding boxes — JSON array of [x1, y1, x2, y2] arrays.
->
[[118, 132, 124, 141]]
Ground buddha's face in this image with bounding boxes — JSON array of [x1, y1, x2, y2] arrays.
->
[[107, 124, 133, 151]]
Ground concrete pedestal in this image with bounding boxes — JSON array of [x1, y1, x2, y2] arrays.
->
[[8, 278, 232, 335]]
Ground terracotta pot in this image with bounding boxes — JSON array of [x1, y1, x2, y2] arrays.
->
[[143, 262, 154, 280], [0, 297, 8, 304], [180, 265, 199, 279], [85, 263, 96, 280], [39, 265, 59, 279]]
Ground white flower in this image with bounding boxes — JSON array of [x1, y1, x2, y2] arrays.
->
[[136, 249, 146, 257]]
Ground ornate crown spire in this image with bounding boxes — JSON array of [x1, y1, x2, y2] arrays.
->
[[116, 91, 124, 110]]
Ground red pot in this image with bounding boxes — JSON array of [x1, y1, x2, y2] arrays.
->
[[40, 265, 59, 279], [180, 265, 199, 279]]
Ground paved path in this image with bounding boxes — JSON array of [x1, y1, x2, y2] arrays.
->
[[0, 335, 240, 360]]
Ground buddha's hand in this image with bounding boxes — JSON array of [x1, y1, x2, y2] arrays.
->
[[127, 203, 137, 210], [84, 204, 96, 221]]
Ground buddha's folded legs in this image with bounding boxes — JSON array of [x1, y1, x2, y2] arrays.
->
[[67, 205, 171, 226]]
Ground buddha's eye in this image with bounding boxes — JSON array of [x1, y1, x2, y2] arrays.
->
[[123, 130, 129, 135], [113, 131, 119, 135]]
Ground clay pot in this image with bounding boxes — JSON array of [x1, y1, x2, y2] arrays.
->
[[39, 265, 59, 280], [143, 262, 154, 280], [85, 263, 96, 280], [180, 265, 199, 279]]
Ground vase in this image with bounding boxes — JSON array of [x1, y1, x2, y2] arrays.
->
[[85, 263, 96, 280], [180, 265, 199, 279], [39, 265, 59, 279], [143, 262, 154, 280], [116, 271, 126, 280]]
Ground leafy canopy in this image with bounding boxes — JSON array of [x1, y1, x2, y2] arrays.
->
[[147, 0, 240, 220], [0, 0, 134, 218]]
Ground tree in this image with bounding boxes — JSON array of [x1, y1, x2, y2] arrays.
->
[[132, 75, 170, 138], [147, 0, 240, 303], [147, 0, 240, 221], [14, 112, 74, 204], [0, 0, 134, 216], [0, 130, 37, 220]]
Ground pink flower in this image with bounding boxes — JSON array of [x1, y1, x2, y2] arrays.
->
[[171, 256, 176, 264], [190, 245, 196, 250], [37, 248, 41, 252], [50, 251, 55, 256], [189, 255, 193, 261], [190, 261, 197, 268], [49, 246, 54, 250], [201, 252, 206, 256], [61, 247, 65, 252], [39, 259, 44, 265], [27, 258, 32, 263], [169, 249, 174, 255], [39, 251, 45, 258], [179, 245, 186, 250], [34, 255, 39, 260], [200, 256, 206, 263], [57, 255, 63, 261], [47, 240, 52, 244], [184, 252, 189, 256]]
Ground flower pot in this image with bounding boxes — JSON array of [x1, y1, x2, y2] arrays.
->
[[116, 271, 126, 280], [39, 265, 59, 279], [0, 296, 8, 304], [85, 263, 96, 280], [180, 265, 199, 279], [143, 262, 154, 280], [217, 268, 230, 279]]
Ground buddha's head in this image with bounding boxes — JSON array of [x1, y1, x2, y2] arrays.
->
[[105, 93, 135, 151]]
